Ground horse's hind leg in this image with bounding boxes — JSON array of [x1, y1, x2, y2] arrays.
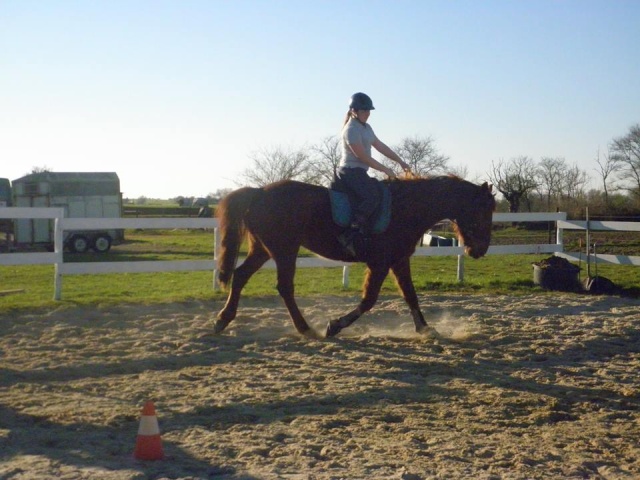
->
[[215, 242, 269, 333], [326, 265, 388, 337]]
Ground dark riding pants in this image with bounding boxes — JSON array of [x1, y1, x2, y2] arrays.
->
[[336, 166, 383, 234]]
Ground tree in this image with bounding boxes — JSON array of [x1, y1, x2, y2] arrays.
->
[[487, 156, 538, 213], [309, 135, 341, 187], [563, 164, 589, 199], [207, 188, 233, 203], [390, 135, 450, 176], [594, 148, 622, 212], [536, 157, 566, 210], [448, 163, 469, 180], [535, 157, 587, 203], [610, 123, 640, 199], [29, 166, 52, 174], [239, 146, 317, 187]]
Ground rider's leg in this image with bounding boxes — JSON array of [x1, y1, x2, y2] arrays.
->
[[336, 169, 382, 259]]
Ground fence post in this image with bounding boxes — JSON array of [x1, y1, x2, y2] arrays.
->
[[53, 214, 64, 300], [556, 223, 564, 253], [456, 238, 465, 282], [342, 265, 350, 288]]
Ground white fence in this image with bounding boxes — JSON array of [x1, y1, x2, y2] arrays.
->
[[556, 220, 640, 266], [0, 209, 219, 299], [1, 208, 638, 300]]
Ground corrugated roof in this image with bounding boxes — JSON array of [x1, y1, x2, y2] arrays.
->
[[13, 172, 119, 183], [12, 172, 121, 196]]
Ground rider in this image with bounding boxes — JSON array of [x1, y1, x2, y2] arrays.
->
[[335, 92, 411, 257]]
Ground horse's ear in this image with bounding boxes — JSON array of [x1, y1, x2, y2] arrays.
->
[[481, 182, 493, 193]]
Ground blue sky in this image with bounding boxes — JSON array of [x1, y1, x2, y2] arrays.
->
[[1, 0, 638, 199]]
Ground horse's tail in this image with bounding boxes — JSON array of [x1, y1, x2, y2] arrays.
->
[[216, 186, 262, 290]]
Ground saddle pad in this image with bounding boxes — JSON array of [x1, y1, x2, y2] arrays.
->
[[329, 186, 392, 234]]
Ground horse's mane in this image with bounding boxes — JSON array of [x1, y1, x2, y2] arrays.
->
[[384, 174, 495, 212], [384, 173, 465, 194], [385, 172, 463, 183]]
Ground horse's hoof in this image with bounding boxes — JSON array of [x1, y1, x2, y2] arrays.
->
[[416, 325, 439, 338], [213, 318, 230, 334], [325, 321, 342, 338]]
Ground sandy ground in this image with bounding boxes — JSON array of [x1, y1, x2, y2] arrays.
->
[[1, 292, 639, 480]]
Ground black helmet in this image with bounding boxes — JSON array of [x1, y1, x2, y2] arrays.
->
[[349, 92, 375, 111]]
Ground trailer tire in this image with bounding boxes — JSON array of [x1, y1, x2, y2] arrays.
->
[[91, 234, 112, 253], [68, 235, 90, 253]]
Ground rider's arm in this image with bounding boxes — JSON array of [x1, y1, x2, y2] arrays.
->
[[348, 142, 397, 178], [372, 138, 411, 173]]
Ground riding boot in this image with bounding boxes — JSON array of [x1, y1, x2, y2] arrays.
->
[[337, 227, 359, 258], [338, 222, 370, 261], [351, 220, 372, 261]]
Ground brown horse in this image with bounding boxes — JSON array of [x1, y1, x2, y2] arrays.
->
[[214, 175, 495, 338]]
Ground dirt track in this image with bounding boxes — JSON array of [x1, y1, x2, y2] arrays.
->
[[1, 293, 639, 479]]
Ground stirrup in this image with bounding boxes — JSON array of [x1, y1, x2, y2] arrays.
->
[[338, 231, 357, 257]]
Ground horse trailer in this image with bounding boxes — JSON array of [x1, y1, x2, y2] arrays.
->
[[11, 172, 124, 253]]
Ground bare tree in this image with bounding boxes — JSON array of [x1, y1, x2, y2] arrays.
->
[[594, 148, 622, 212], [610, 123, 640, 199], [487, 156, 538, 213], [388, 135, 450, 176], [562, 163, 589, 203], [536, 157, 566, 210], [448, 163, 469, 180], [239, 146, 317, 187], [309, 135, 341, 187], [531, 157, 589, 214]]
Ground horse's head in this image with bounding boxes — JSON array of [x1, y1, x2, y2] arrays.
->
[[452, 182, 495, 259]]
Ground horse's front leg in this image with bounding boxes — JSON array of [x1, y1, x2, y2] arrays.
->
[[326, 265, 388, 338], [390, 257, 437, 336], [274, 255, 321, 339]]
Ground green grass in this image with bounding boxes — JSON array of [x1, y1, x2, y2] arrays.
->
[[1, 229, 638, 314]]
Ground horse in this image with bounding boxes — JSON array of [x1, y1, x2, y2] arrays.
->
[[214, 175, 495, 338]]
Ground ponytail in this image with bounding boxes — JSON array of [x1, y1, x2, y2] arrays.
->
[[343, 109, 355, 127]]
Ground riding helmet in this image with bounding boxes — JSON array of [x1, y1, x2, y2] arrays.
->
[[349, 92, 375, 111]]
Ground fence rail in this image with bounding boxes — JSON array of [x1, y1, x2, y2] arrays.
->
[[0, 208, 63, 266], [0, 209, 220, 299], [1, 208, 638, 300], [556, 219, 640, 266]]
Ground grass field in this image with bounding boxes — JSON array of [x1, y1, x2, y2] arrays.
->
[[1, 227, 638, 313]]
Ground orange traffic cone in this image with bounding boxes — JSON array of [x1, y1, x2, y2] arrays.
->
[[134, 401, 164, 460]]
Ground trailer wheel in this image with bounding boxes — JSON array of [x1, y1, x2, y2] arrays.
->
[[91, 234, 112, 253], [68, 234, 90, 253]]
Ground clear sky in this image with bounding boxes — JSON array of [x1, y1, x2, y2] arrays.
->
[[2, 0, 638, 199]]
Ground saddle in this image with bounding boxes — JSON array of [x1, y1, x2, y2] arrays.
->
[[328, 184, 392, 234]]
